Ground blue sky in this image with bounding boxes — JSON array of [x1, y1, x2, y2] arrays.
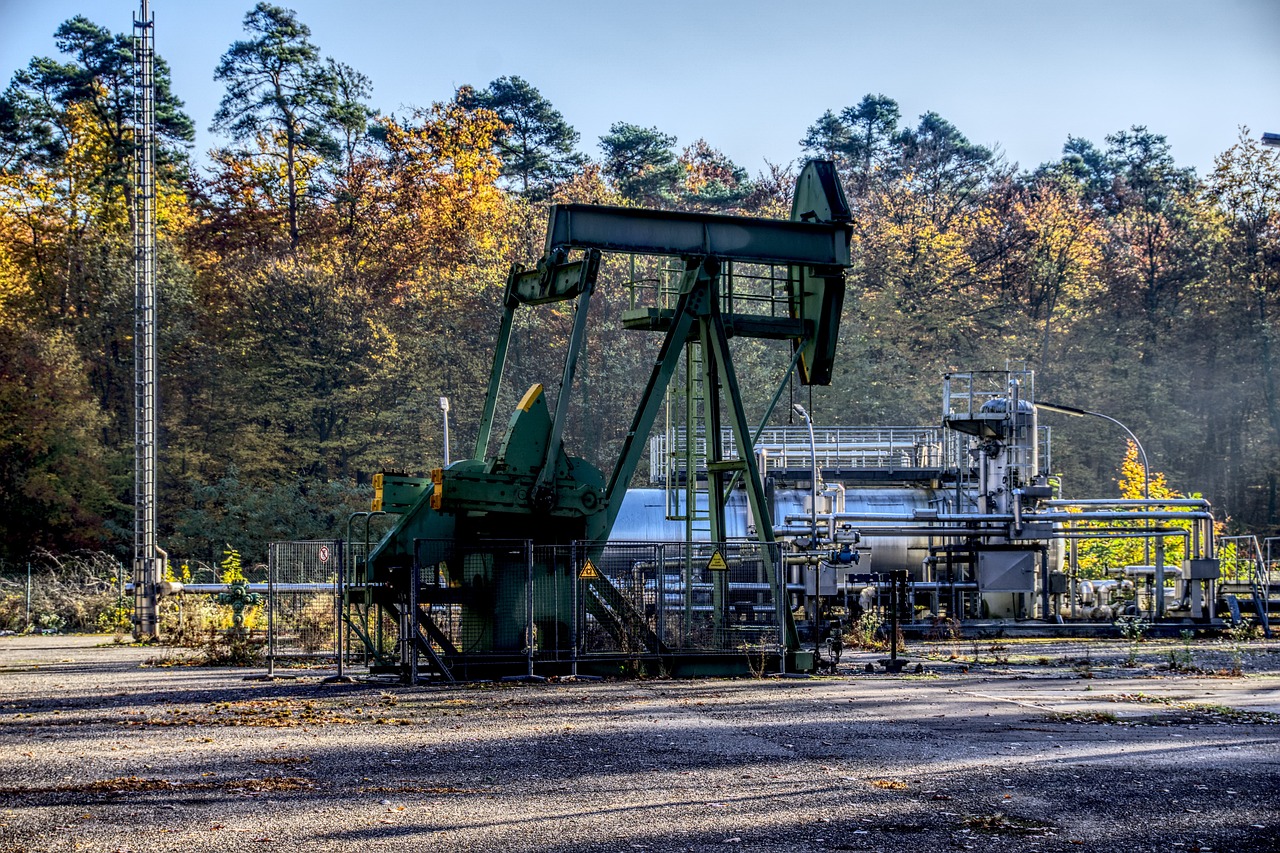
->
[[2, 0, 1278, 177]]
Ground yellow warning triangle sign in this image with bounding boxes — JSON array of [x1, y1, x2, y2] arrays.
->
[[707, 550, 729, 571], [579, 558, 601, 580]]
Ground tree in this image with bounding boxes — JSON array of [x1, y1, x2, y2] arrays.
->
[[599, 122, 681, 206], [0, 16, 192, 194], [840, 94, 901, 196], [0, 325, 114, 559], [896, 111, 997, 223], [1205, 129, 1280, 522], [800, 109, 851, 163], [460, 76, 584, 199], [1044, 135, 1114, 202], [1100, 127, 1207, 349], [801, 95, 901, 197], [677, 139, 751, 211], [324, 59, 374, 179], [212, 2, 340, 250]]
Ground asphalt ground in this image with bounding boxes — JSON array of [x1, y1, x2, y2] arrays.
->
[[1, 634, 1278, 853]]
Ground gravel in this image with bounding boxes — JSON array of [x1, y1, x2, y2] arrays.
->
[[2, 634, 1278, 853]]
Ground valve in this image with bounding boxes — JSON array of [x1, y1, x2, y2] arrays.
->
[[829, 543, 860, 565]]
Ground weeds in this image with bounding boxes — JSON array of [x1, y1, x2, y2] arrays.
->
[[1116, 615, 1149, 667], [740, 641, 782, 678], [1073, 649, 1094, 679], [1224, 619, 1255, 676], [1168, 629, 1196, 672], [959, 813, 1054, 836], [1048, 710, 1119, 724], [845, 611, 885, 650]]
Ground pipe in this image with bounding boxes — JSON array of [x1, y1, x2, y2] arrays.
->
[[129, 582, 332, 594], [827, 510, 1215, 524], [1045, 499, 1211, 508]]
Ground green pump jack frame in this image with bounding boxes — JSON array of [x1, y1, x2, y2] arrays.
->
[[463, 162, 853, 663]]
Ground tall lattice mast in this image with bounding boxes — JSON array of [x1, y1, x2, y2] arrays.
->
[[132, 0, 162, 638]]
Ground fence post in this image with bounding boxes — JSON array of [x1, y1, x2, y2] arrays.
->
[[526, 542, 534, 679], [25, 562, 32, 632], [266, 546, 276, 678], [570, 542, 579, 679], [656, 544, 665, 654], [335, 539, 345, 679], [407, 559, 419, 686], [776, 549, 786, 675]]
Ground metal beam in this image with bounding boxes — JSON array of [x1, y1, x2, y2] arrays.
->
[[474, 303, 516, 459], [545, 204, 852, 268]]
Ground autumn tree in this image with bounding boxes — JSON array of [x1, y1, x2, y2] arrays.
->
[[212, 2, 344, 250], [676, 139, 751, 211], [0, 325, 114, 560], [459, 76, 584, 199], [0, 15, 192, 194]]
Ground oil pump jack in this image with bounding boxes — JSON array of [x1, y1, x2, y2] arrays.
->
[[355, 161, 852, 679]]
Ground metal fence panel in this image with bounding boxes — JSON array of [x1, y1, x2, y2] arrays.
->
[[375, 538, 790, 677], [411, 539, 532, 657], [572, 542, 665, 658], [267, 540, 341, 661], [575, 541, 785, 657]]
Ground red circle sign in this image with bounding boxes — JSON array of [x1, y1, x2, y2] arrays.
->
[[318, 545, 330, 563]]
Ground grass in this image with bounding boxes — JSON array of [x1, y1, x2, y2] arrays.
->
[[1047, 696, 1280, 726], [1047, 710, 1119, 724]]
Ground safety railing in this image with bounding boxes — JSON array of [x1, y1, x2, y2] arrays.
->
[[650, 425, 964, 482]]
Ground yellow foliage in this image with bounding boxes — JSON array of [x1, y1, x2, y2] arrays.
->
[[220, 547, 247, 584], [367, 100, 515, 294]]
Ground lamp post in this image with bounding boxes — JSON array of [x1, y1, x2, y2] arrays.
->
[[1035, 401, 1150, 564], [793, 402, 822, 663], [792, 403, 819, 545], [440, 396, 451, 467]]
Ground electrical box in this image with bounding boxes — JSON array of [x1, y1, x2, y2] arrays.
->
[[1182, 559, 1220, 580], [1047, 571, 1069, 595], [977, 550, 1036, 593], [804, 563, 838, 596]]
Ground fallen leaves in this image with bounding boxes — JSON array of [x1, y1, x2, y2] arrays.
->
[[0, 775, 315, 796]]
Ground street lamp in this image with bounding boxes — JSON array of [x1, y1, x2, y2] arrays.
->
[[1035, 401, 1150, 563], [440, 396, 451, 467], [792, 403, 819, 545], [793, 402, 823, 662]]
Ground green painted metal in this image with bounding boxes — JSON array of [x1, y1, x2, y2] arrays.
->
[[789, 160, 851, 385], [371, 473, 431, 513], [474, 302, 516, 460], [546, 203, 851, 267], [359, 161, 851, 678]]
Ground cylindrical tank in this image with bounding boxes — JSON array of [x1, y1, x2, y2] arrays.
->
[[977, 397, 1038, 514], [612, 484, 1063, 582]]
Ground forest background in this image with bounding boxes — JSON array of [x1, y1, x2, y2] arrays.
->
[[2, 4, 1278, 569]]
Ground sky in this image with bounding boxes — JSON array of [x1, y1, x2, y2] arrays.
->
[[2, 0, 1278, 178]]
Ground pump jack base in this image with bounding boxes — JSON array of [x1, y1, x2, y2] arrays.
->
[[876, 658, 913, 674], [321, 674, 356, 684]]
